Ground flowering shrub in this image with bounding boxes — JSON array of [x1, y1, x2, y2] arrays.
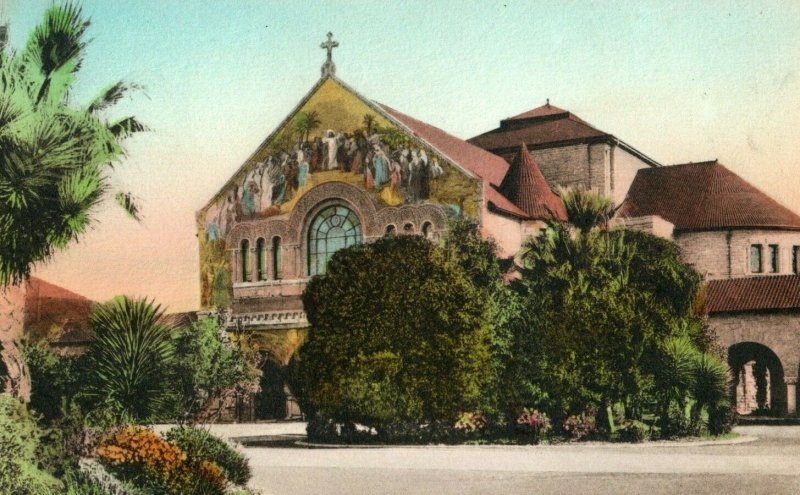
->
[[454, 411, 487, 433], [562, 411, 597, 441], [516, 408, 551, 442], [97, 426, 226, 495], [166, 425, 251, 486]]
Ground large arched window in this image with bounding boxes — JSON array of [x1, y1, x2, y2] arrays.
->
[[272, 236, 282, 280], [240, 239, 251, 282], [308, 205, 362, 276], [256, 238, 266, 281]]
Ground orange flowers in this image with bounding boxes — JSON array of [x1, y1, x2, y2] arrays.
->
[[97, 426, 226, 494]]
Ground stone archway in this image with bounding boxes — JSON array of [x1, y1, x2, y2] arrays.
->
[[254, 358, 288, 420], [728, 342, 786, 416]]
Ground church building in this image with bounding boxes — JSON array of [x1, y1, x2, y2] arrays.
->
[[197, 34, 800, 419]]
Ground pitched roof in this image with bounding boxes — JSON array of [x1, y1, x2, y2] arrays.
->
[[498, 144, 567, 221], [468, 103, 610, 151], [617, 161, 800, 231], [706, 275, 800, 313], [23, 277, 94, 344], [507, 102, 577, 121]]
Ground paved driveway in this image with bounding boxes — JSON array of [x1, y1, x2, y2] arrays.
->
[[209, 423, 800, 495]]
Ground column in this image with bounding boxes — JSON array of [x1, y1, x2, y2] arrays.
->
[[785, 377, 797, 416], [229, 249, 238, 284]]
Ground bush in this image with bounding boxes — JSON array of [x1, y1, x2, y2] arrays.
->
[[162, 317, 259, 423], [0, 394, 61, 494], [455, 411, 488, 434], [616, 420, 649, 443], [708, 404, 738, 436], [23, 343, 83, 423], [165, 425, 251, 486], [515, 408, 551, 443], [97, 425, 226, 495], [562, 411, 597, 441], [299, 235, 494, 431]]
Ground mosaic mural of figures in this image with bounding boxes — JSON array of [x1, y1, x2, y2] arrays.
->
[[202, 115, 456, 238]]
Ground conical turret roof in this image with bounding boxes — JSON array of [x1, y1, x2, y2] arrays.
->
[[498, 144, 567, 221]]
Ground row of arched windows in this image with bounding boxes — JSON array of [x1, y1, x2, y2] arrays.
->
[[237, 205, 437, 282], [385, 221, 433, 238], [240, 236, 282, 282]]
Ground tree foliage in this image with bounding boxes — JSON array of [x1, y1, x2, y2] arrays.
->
[[513, 211, 721, 425], [163, 317, 259, 423], [298, 234, 494, 430], [0, 2, 145, 285]]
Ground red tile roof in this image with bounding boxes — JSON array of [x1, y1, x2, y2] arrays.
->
[[377, 103, 510, 187], [24, 277, 94, 344], [507, 102, 576, 121], [618, 161, 800, 231], [485, 184, 531, 219], [468, 103, 609, 151], [499, 144, 567, 221], [706, 275, 800, 313]]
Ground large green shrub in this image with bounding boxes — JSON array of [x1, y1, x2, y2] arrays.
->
[[0, 394, 61, 494], [513, 207, 726, 429], [299, 234, 494, 436], [161, 317, 258, 422], [24, 343, 83, 422], [165, 425, 251, 486]]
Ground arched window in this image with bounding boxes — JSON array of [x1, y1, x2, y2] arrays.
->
[[422, 221, 432, 239], [385, 224, 396, 236], [240, 239, 251, 282], [403, 222, 414, 234], [256, 238, 266, 281], [308, 205, 362, 276], [272, 236, 282, 280]]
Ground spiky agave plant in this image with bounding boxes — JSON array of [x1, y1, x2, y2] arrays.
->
[[690, 352, 730, 426], [86, 296, 175, 422]]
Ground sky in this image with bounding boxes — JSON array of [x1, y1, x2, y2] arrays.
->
[[5, 0, 800, 313]]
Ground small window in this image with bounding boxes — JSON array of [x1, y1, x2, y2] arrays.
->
[[385, 225, 396, 236], [240, 239, 251, 282], [769, 244, 779, 273], [403, 223, 414, 234], [793, 246, 800, 274], [272, 236, 282, 280], [421, 221, 432, 239], [256, 238, 267, 281], [750, 244, 763, 273]]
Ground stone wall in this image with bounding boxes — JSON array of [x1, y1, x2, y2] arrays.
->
[[675, 229, 800, 280], [529, 143, 604, 195]]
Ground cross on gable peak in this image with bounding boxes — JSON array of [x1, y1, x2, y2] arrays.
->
[[320, 32, 339, 77]]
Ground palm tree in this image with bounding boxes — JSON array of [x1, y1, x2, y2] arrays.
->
[[0, 2, 144, 399], [558, 187, 616, 233], [654, 335, 697, 436], [292, 110, 320, 143], [85, 296, 175, 422], [690, 352, 729, 427], [362, 113, 375, 135]]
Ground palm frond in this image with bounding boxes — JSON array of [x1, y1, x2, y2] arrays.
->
[[108, 116, 148, 139], [115, 191, 141, 221], [87, 81, 141, 114]]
